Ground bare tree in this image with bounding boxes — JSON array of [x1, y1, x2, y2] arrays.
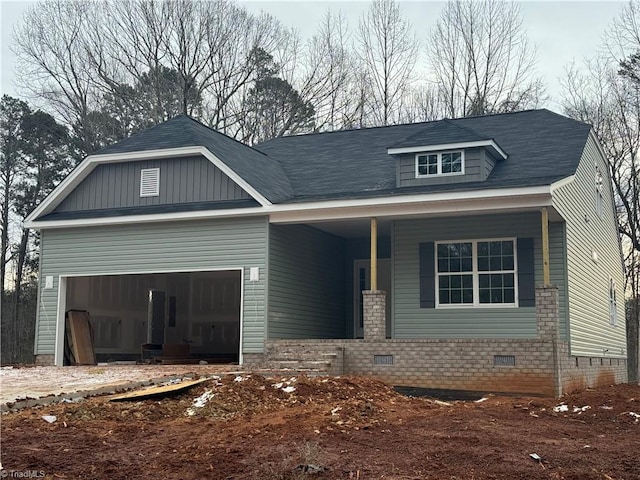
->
[[357, 0, 419, 126], [429, 0, 544, 118]]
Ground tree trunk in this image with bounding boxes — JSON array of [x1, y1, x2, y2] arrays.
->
[[13, 227, 30, 329]]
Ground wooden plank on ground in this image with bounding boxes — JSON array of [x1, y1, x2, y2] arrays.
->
[[109, 377, 210, 401], [67, 310, 96, 365]]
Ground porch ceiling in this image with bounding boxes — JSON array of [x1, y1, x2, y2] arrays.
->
[[305, 218, 392, 238]]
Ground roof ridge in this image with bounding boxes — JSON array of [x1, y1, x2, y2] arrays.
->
[[442, 118, 488, 140]]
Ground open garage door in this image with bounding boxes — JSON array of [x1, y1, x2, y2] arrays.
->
[[64, 270, 242, 364]]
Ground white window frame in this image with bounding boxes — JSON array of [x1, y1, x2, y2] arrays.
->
[[415, 150, 465, 178], [140, 167, 160, 197], [609, 278, 618, 326], [435, 237, 519, 309]]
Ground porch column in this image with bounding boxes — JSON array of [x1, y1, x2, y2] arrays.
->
[[541, 207, 550, 287], [370, 217, 378, 290], [363, 290, 386, 341]]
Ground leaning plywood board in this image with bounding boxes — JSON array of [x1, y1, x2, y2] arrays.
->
[[67, 310, 96, 365], [109, 377, 210, 401]]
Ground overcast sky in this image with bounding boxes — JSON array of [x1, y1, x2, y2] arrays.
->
[[0, 0, 628, 113]]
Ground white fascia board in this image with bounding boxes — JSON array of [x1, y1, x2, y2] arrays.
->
[[268, 186, 552, 223], [550, 175, 575, 191], [387, 140, 508, 159], [25, 145, 271, 224], [25, 205, 268, 229], [27, 185, 552, 230]]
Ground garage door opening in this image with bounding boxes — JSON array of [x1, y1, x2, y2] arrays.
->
[[64, 270, 242, 364]]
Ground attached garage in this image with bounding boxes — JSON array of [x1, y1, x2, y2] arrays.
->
[[64, 270, 242, 363]]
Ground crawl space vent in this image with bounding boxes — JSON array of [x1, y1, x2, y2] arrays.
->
[[140, 168, 160, 197], [374, 354, 393, 365], [494, 355, 516, 367]]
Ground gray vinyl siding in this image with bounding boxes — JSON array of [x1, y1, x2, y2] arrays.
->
[[54, 155, 250, 213], [268, 224, 346, 338], [397, 147, 489, 187], [393, 212, 567, 339], [34, 216, 268, 356], [551, 134, 626, 357]]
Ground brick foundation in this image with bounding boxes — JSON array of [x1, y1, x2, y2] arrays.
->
[[35, 354, 55, 366], [264, 286, 628, 397]]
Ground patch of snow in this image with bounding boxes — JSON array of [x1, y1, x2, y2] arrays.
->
[[272, 382, 284, 389], [186, 389, 215, 416], [475, 397, 489, 403], [331, 406, 342, 415], [573, 405, 591, 413], [41, 415, 57, 423], [553, 404, 569, 413], [234, 375, 249, 382], [627, 412, 640, 422], [282, 386, 296, 393], [599, 405, 613, 410]]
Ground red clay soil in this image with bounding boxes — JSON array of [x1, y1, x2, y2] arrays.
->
[[1, 375, 639, 480]]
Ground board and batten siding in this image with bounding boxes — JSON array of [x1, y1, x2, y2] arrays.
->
[[393, 213, 567, 339], [551, 134, 626, 358], [396, 147, 492, 188], [35, 216, 268, 356], [268, 224, 346, 338], [54, 155, 250, 213]]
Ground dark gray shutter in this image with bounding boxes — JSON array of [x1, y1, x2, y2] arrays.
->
[[517, 238, 535, 307], [419, 242, 435, 308]]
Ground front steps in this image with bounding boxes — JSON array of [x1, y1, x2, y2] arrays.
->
[[264, 342, 344, 376]]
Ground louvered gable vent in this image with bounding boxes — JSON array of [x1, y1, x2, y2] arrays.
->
[[140, 168, 160, 197]]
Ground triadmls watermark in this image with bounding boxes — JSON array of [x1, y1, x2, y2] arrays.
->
[[0, 470, 46, 479]]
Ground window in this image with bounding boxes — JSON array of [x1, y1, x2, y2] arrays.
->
[[416, 151, 463, 177], [609, 278, 617, 326], [595, 166, 604, 217], [140, 168, 160, 197], [436, 239, 517, 307]]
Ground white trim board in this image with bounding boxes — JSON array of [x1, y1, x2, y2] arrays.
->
[[28, 185, 557, 229], [388, 139, 508, 160], [25, 146, 272, 223]]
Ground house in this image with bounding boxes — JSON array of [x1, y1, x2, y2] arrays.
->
[[25, 109, 627, 396]]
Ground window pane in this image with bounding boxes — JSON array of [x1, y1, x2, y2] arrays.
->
[[504, 274, 514, 288], [450, 258, 461, 272], [439, 290, 449, 304], [491, 289, 503, 303], [439, 276, 450, 289], [451, 152, 462, 172], [478, 242, 488, 256], [463, 275, 473, 288], [479, 289, 490, 303], [490, 241, 502, 255], [503, 255, 514, 270], [442, 153, 452, 173], [437, 244, 449, 257], [463, 289, 473, 303], [502, 241, 513, 255], [451, 275, 461, 288], [478, 257, 489, 271], [479, 275, 489, 288], [451, 290, 462, 303], [462, 257, 473, 271], [490, 274, 503, 287], [504, 289, 515, 303], [490, 257, 501, 270], [438, 259, 449, 273]]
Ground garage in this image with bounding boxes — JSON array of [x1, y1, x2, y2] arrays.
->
[[63, 270, 242, 364]]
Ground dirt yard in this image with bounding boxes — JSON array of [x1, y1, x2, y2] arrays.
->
[[1, 374, 639, 480]]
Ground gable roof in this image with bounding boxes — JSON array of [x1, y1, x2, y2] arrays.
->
[[97, 115, 294, 203], [389, 119, 488, 149], [255, 109, 592, 202]]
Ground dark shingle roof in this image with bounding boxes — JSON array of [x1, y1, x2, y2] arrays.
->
[[95, 116, 294, 203], [389, 119, 489, 149], [255, 109, 592, 201]]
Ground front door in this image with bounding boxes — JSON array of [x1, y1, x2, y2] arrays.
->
[[354, 259, 391, 338]]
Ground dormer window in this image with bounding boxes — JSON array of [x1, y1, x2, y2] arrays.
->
[[416, 151, 464, 177]]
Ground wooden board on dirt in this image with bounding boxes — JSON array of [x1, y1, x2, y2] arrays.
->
[[109, 377, 210, 401], [67, 310, 96, 365]]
